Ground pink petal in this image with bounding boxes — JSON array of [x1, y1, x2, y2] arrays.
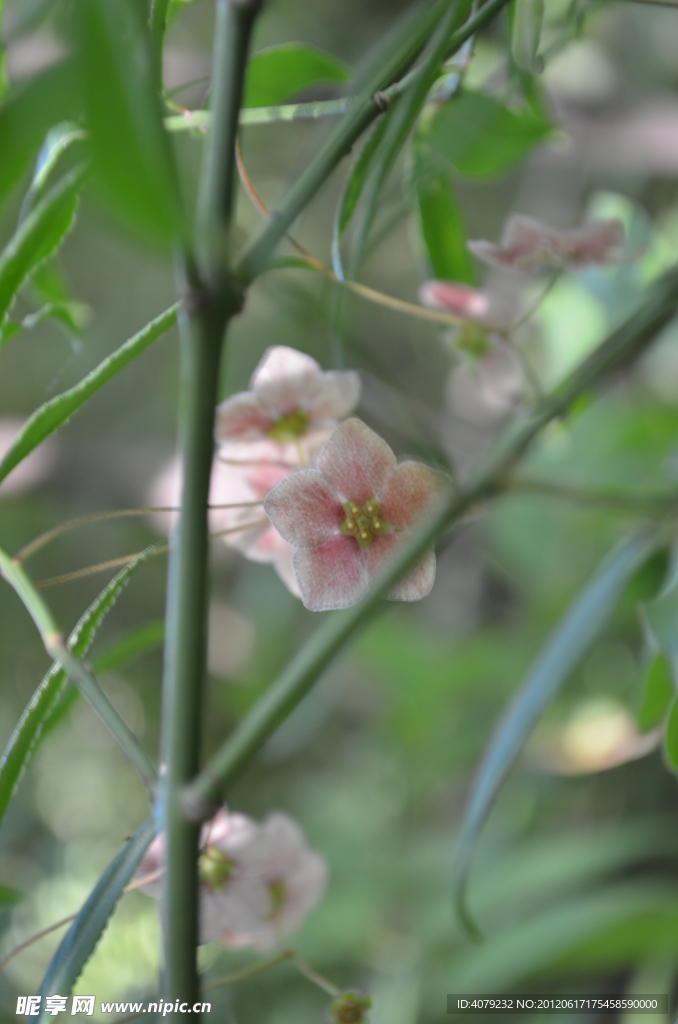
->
[[316, 418, 396, 504], [264, 469, 342, 547], [501, 213, 557, 253], [566, 219, 625, 264], [215, 392, 272, 442], [378, 460, 451, 531], [418, 281, 490, 320], [365, 533, 437, 601], [305, 370, 361, 423], [252, 345, 323, 416], [292, 538, 368, 611]]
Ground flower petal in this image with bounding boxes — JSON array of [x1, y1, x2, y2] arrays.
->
[[364, 534, 437, 601], [215, 392, 272, 442], [418, 281, 490, 320], [252, 345, 323, 416], [566, 219, 625, 264], [379, 460, 451, 531], [264, 469, 342, 547], [316, 418, 396, 503], [305, 370, 361, 422], [292, 538, 368, 611]]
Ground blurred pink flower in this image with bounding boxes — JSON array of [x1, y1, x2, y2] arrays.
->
[[137, 808, 327, 951], [468, 214, 626, 272], [215, 346, 361, 466], [264, 418, 451, 612], [147, 454, 300, 597], [418, 280, 491, 322]]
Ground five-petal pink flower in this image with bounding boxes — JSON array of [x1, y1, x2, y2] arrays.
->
[[467, 214, 626, 272], [263, 418, 451, 612], [136, 808, 327, 951], [216, 346, 361, 466]]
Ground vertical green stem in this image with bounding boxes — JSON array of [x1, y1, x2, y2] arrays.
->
[[149, 0, 171, 90], [158, 0, 261, 1014]]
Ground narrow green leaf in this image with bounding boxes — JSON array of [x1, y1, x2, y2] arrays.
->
[[19, 122, 89, 221], [75, 0, 183, 242], [244, 44, 350, 108], [331, 117, 390, 280], [663, 697, 678, 772], [412, 141, 474, 283], [511, 0, 545, 74], [641, 557, 678, 686], [428, 88, 552, 179], [41, 621, 165, 743], [0, 552, 157, 830], [0, 165, 85, 327], [0, 301, 91, 351], [453, 529, 659, 938], [0, 59, 81, 213], [0, 303, 178, 487], [38, 818, 156, 1011], [638, 653, 674, 732]]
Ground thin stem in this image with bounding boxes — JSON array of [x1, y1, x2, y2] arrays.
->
[[289, 952, 341, 997], [235, 0, 512, 285], [159, 0, 262, 1011], [508, 272, 560, 333], [204, 951, 293, 991], [184, 267, 678, 816], [15, 502, 264, 564], [0, 547, 157, 796], [33, 519, 268, 588]]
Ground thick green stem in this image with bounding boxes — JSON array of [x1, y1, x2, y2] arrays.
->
[[234, 0, 511, 285], [158, 0, 261, 1013], [184, 267, 678, 814]]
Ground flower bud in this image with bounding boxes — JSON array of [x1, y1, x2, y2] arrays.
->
[[326, 992, 372, 1023]]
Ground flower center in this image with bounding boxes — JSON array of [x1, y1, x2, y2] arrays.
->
[[198, 845, 235, 892], [340, 498, 391, 550], [268, 878, 286, 917], [266, 409, 309, 443]]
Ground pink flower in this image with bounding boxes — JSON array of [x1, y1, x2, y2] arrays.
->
[[263, 418, 451, 612], [467, 214, 626, 272], [215, 346, 361, 465], [418, 281, 491, 322], [136, 808, 327, 951], [147, 454, 300, 597]]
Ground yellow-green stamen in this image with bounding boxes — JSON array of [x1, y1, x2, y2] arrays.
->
[[266, 409, 309, 443], [340, 498, 391, 549], [199, 845, 235, 892]]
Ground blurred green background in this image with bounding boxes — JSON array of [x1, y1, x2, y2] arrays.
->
[[3, 0, 678, 1021]]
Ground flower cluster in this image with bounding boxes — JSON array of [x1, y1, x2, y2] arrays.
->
[[137, 807, 326, 951], [150, 345, 451, 612], [327, 992, 372, 1023]]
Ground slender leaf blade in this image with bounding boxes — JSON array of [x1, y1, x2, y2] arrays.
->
[[244, 44, 350, 108], [0, 551, 158, 830], [412, 141, 474, 282], [0, 303, 177, 487], [637, 653, 674, 732], [0, 166, 85, 327], [453, 529, 659, 937], [37, 818, 156, 1011]]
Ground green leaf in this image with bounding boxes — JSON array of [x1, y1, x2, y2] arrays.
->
[[0, 165, 85, 328], [331, 117, 390, 280], [641, 556, 678, 685], [243, 44, 350, 108], [19, 122, 89, 221], [453, 529, 659, 938], [511, 0, 545, 74], [638, 653, 674, 732], [38, 818, 156, 1011], [428, 88, 552, 179], [74, 0, 183, 242], [0, 301, 91, 351], [0, 58, 81, 214], [0, 552, 158, 831], [0, 303, 177, 487], [412, 141, 474, 283], [663, 697, 678, 773]]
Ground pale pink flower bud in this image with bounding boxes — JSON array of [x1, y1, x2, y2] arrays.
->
[[418, 281, 491, 321], [264, 418, 452, 612]]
